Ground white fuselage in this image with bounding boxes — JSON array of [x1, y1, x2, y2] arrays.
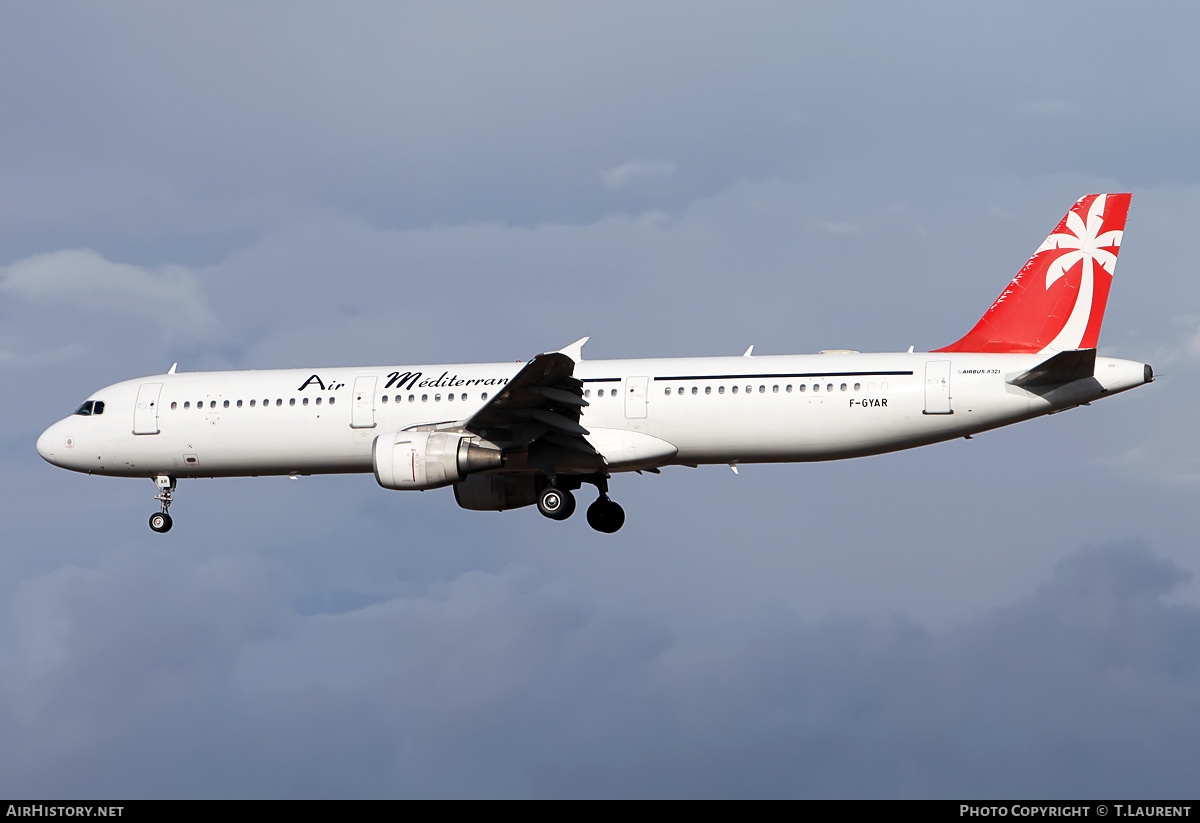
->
[[36, 351, 1150, 480]]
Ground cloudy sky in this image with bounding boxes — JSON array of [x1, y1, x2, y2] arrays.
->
[[2, 1, 1199, 798]]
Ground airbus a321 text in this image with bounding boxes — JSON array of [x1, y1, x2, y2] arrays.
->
[[38, 194, 1152, 534]]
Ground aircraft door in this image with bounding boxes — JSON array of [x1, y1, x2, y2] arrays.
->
[[624, 376, 648, 419], [133, 383, 163, 435], [351, 376, 377, 429], [923, 361, 952, 415]]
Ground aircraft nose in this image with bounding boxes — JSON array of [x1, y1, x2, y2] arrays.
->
[[36, 422, 62, 465]]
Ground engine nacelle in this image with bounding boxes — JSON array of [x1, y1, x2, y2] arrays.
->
[[453, 473, 540, 511], [373, 430, 503, 491]]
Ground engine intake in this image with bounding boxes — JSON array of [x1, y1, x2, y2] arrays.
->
[[373, 430, 503, 491]]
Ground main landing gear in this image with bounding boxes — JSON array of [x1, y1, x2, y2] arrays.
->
[[586, 496, 625, 534], [536, 474, 625, 533], [149, 475, 175, 533], [537, 485, 577, 521]]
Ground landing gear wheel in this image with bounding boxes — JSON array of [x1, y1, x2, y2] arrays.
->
[[537, 487, 576, 521], [149, 475, 176, 534], [586, 498, 625, 533]]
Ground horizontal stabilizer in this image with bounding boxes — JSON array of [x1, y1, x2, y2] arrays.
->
[[1008, 348, 1096, 387]]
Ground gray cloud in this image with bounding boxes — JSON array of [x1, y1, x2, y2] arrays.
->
[[2, 249, 219, 343], [1, 542, 1196, 798], [600, 160, 679, 190]]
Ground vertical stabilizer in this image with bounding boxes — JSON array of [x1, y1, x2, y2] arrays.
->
[[935, 193, 1131, 354]]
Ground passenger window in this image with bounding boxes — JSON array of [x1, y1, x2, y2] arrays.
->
[[329, 397, 335, 405], [786, 385, 792, 393], [211, 401, 217, 409], [691, 387, 698, 395], [289, 398, 295, 406], [718, 386, 725, 394], [422, 394, 428, 402], [732, 385, 738, 394], [395, 395, 401, 403], [746, 386, 752, 394], [826, 383, 833, 392], [381, 395, 388, 404], [664, 387, 671, 395], [481, 393, 487, 401], [224, 400, 230, 408], [813, 384, 820, 392], [171, 402, 177, 410], [315, 397, 321, 405], [772, 385, 779, 393], [303, 397, 309, 406], [881, 382, 888, 391], [447, 393, 454, 402], [184, 401, 190, 409], [854, 383, 861, 391], [237, 400, 243, 408], [840, 383, 847, 391], [799, 384, 806, 393], [250, 400, 256, 407], [705, 386, 711, 395], [408, 395, 415, 403], [276, 399, 282, 406], [435, 394, 442, 402]]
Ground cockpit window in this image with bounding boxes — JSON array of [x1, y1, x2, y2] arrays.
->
[[74, 400, 105, 416]]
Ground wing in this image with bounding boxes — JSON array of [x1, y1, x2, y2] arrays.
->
[[462, 338, 602, 464]]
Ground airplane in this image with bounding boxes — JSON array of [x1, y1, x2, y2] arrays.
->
[[36, 193, 1152, 534]]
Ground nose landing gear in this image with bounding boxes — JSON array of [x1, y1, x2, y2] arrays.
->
[[149, 475, 175, 533]]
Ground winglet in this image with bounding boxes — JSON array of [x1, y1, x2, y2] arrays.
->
[[167, 363, 178, 375], [557, 337, 589, 364], [742, 345, 754, 357]]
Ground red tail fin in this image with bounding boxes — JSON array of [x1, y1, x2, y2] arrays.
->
[[935, 193, 1132, 354]]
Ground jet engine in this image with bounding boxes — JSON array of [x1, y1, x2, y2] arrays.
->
[[373, 430, 503, 491]]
